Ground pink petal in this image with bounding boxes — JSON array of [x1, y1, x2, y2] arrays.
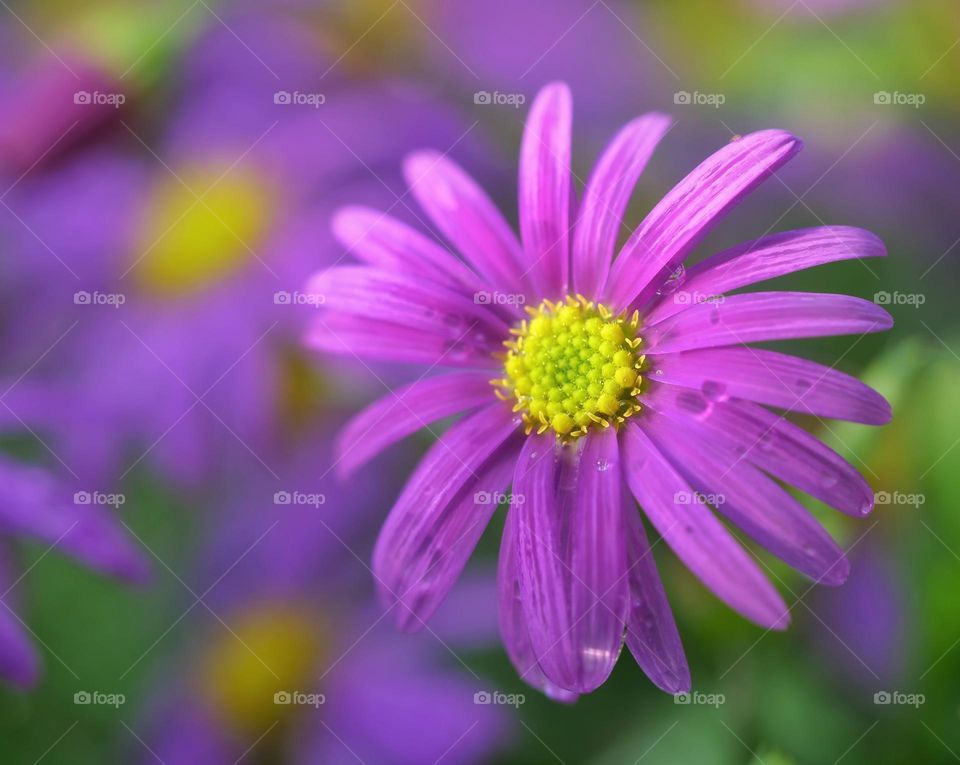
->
[[573, 112, 671, 298], [642, 386, 874, 517], [646, 226, 886, 323], [622, 491, 691, 693], [306, 266, 510, 339], [621, 423, 789, 629], [498, 509, 579, 703], [606, 130, 802, 310], [305, 312, 500, 368], [644, 411, 849, 585], [644, 292, 892, 354], [336, 371, 496, 478], [331, 205, 484, 291], [651, 347, 891, 424], [513, 430, 629, 693], [519, 82, 572, 298], [373, 404, 521, 631], [404, 151, 531, 301]]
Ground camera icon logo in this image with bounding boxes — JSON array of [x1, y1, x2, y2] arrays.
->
[[673, 692, 692, 704], [873, 91, 892, 105], [74, 691, 92, 704], [673, 91, 692, 105], [474, 90, 492, 105], [274, 691, 292, 704], [874, 691, 891, 704], [274, 90, 292, 105], [73, 91, 92, 105], [473, 690, 492, 704], [74, 491, 91, 505], [273, 491, 291, 505]]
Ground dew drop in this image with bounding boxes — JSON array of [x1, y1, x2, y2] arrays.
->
[[677, 391, 709, 415], [656, 264, 686, 296], [595, 458, 611, 472], [820, 472, 839, 489], [701, 380, 729, 402]]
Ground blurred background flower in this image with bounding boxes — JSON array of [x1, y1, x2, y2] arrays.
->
[[0, 0, 957, 763]]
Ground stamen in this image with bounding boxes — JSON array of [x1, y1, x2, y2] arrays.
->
[[498, 297, 645, 441]]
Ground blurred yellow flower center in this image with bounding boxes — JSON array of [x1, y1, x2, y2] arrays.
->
[[199, 603, 325, 734], [496, 296, 645, 440], [136, 166, 274, 295]]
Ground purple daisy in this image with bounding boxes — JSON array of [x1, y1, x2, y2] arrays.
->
[[137, 435, 509, 765], [305, 82, 893, 699]]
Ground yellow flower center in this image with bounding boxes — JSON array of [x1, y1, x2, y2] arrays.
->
[[198, 602, 326, 734], [135, 165, 274, 296], [496, 296, 645, 440]]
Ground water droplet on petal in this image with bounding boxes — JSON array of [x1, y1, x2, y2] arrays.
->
[[820, 472, 839, 489], [701, 380, 729, 402], [656, 264, 686, 295], [595, 458, 611, 472]]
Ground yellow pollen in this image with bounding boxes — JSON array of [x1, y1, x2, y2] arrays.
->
[[135, 165, 275, 296], [198, 602, 326, 733], [496, 296, 645, 440]]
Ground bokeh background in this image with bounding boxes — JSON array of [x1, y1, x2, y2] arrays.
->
[[0, 0, 958, 762]]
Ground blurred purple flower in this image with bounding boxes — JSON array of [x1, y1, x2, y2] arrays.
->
[[0, 453, 147, 687], [305, 82, 893, 698], [137, 436, 509, 765], [1, 11, 487, 487]]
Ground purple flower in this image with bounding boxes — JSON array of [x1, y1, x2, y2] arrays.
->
[[305, 82, 893, 699], [0, 454, 147, 687], [137, 436, 510, 765], [0, 12, 488, 487]]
